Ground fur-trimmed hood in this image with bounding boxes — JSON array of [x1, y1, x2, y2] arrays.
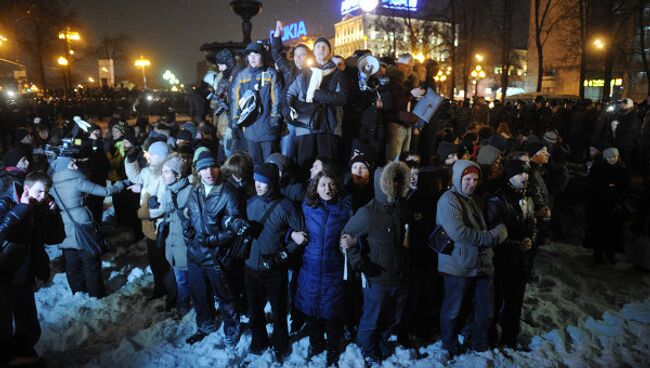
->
[[374, 161, 411, 204]]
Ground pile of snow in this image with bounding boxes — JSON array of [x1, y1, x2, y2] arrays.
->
[[33, 234, 650, 367]]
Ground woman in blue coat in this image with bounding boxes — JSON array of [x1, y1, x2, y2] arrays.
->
[[295, 169, 351, 366]]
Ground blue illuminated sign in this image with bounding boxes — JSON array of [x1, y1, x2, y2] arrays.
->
[[281, 21, 308, 42], [341, 0, 417, 15]]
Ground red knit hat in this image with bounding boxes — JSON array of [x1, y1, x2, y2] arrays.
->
[[461, 165, 480, 179]]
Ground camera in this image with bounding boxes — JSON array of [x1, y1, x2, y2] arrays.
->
[[44, 138, 83, 159]]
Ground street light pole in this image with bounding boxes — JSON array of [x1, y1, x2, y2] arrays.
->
[[134, 56, 151, 90]]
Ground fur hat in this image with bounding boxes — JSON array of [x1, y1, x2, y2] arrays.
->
[[379, 161, 411, 202]]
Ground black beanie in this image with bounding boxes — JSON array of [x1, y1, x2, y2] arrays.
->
[[503, 159, 530, 178], [15, 128, 30, 142], [253, 163, 279, 185], [2, 147, 28, 167], [350, 152, 372, 171], [436, 141, 460, 159], [176, 130, 193, 142], [524, 142, 545, 158], [195, 150, 217, 172]]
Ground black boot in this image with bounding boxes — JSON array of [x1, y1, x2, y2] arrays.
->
[[185, 331, 209, 345]]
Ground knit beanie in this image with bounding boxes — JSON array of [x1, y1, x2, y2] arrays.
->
[[476, 145, 501, 166], [487, 135, 507, 152], [163, 155, 187, 177], [436, 141, 460, 159], [461, 165, 480, 179], [15, 127, 30, 143], [543, 130, 558, 144], [603, 147, 619, 161], [176, 130, 193, 142], [350, 151, 372, 171], [2, 147, 28, 167], [590, 139, 605, 152], [195, 150, 217, 172], [265, 153, 291, 172], [253, 163, 279, 185], [147, 141, 169, 158], [503, 159, 529, 178], [524, 142, 545, 158]]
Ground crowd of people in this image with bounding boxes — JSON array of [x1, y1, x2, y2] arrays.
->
[[1, 19, 649, 367]]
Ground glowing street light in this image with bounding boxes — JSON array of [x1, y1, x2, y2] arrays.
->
[[135, 55, 151, 89], [88, 77, 95, 83], [593, 38, 605, 50], [0, 34, 7, 46], [471, 65, 486, 97], [475, 53, 484, 62], [57, 56, 69, 66], [58, 30, 80, 41]]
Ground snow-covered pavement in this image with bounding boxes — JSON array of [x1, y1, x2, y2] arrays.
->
[[33, 229, 650, 367]]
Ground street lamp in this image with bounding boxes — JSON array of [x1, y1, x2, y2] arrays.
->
[[0, 34, 7, 46], [134, 56, 151, 90], [58, 28, 80, 94], [57, 56, 69, 66], [470, 65, 486, 97], [593, 38, 605, 50], [475, 53, 484, 62]]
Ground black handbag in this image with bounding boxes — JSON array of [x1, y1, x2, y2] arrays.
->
[[288, 100, 322, 130], [427, 225, 454, 255], [54, 186, 111, 257]]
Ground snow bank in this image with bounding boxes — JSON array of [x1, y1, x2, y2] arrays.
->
[[33, 237, 650, 367]]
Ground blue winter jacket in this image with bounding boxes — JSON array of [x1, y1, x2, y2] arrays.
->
[[295, 198, 352, 320]]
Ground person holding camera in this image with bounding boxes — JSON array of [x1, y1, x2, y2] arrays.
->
[[244, 163, 307, 361], [50, 156, 130, 298], [183, 149, 248, 346], [230, 43, 282, 165], [0, 171, 62, 366]]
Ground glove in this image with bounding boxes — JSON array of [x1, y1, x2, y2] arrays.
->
[[489, 223, 508, 246], [196, 232, 219, 248], [148, 195, 160, 210], [183, 226, 195, 241], [227, 217, 252, 236], [262, 250, 289, 270], [126, 146, 141, 163], [121, 179, 133, 188], [224, 127, 233, 140]]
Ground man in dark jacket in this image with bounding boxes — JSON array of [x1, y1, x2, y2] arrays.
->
[[230, 42, 282, 165], [486, 159, 536, 348], [339, 161, 411, 363], [245, 163, 306, 360], [287, 37, 348, 169], [271, 20, 311, 159], [524, 142, 551, 245], [436, 160, 507, 356], [213, 49, 244, 158], [183, 150, 247, 345], [0, 171, 62, 365]]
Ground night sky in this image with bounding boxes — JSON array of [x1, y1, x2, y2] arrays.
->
[[68, 0, 341, 85]]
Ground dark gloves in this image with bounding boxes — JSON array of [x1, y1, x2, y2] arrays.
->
[[262, 250, 289, 270], [196, 232, 219, 248], [148, 195, 160, 210], [126, 146, 141, 163], [225, 217, 252, 236], [183, 226, 195, 241]]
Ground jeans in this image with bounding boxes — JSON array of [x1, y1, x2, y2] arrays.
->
[[385, 122, 411, 162], [356, 283, 400, 358], [63, 248, 106, 298], [307, 316, 342, 361], [246, 139, 279, 165], [440, 275, 494, 352], [187, 262, 240, 345], [147, 238, 170, 296], [173, 268, 191, 313], [280, 124, 297, 159]]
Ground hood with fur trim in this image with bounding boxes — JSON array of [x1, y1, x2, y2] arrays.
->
[[374, 161, 411, 204], [451, 160, 481, 197]]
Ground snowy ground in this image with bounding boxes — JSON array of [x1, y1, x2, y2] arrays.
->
[[33, 226, 650, 368]]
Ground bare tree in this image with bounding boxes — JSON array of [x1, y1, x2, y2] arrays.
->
[[93, 33, 132, 61], [532, 0, 573, 92], [0, 0, 78, 88]]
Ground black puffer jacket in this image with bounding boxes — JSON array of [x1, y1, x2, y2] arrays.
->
[[185, 182, 245, 268]]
